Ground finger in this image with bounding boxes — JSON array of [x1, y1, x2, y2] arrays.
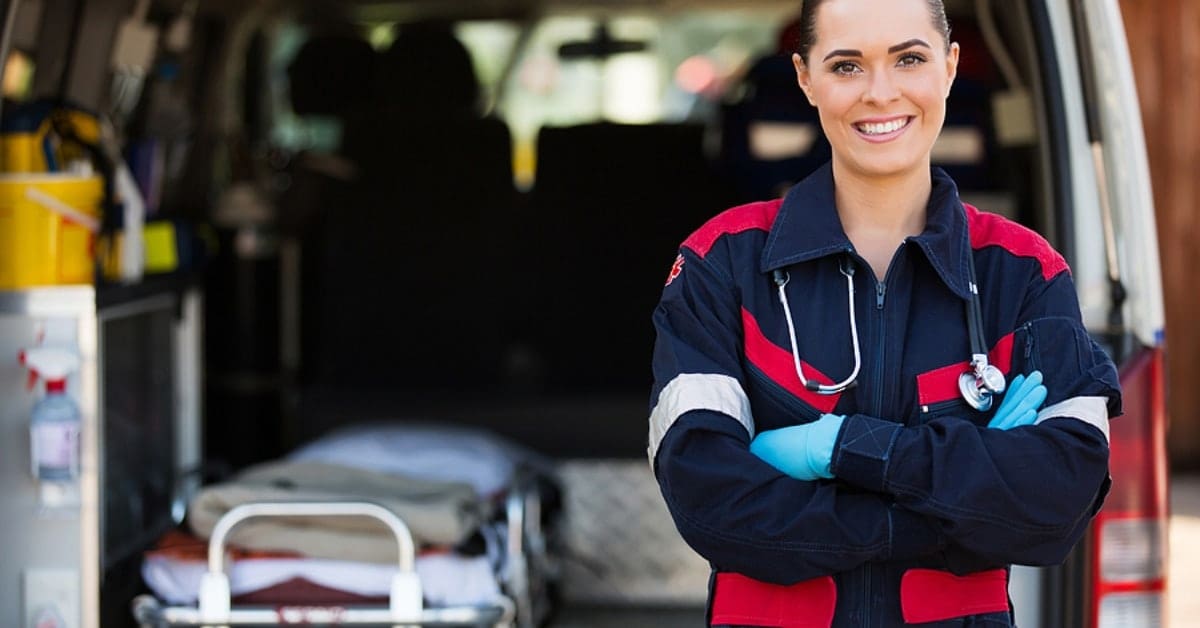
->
[[987, 399, 1011, 427], [991, 374, 1025, 419], [998, 387, 1046, 429], [1011, 370, 1041, 400], [995, 406, 1033, 430], [1012, 384, 1048, 417], [1007, 409, 1038, 429], [993, 409, 1021, 430], [1005, 374, 1026, 401]]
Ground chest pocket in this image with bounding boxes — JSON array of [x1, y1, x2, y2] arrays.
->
[[915, 382, 988, 426], [912, 330, 1019, 426], [742, 307, 844, 428]]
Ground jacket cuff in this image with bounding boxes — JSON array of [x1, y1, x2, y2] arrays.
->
[[888, 505, 944, 560], [830, 413, 903, 492]]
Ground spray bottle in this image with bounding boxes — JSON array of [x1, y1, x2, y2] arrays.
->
[[19, 348, 82, 482]]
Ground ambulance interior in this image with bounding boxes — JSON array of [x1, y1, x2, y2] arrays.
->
[[0, 0, 1105, 625]]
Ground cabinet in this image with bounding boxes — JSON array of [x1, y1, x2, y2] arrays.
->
[[0, 283, 201, 628]]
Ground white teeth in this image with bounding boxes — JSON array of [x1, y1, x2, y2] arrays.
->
[[858, 118, 909, 135]]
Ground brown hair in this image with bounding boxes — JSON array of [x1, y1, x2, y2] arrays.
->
[[795, 0, 952, 63]]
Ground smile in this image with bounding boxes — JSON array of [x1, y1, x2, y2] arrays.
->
[[853, 116, 914, 140]]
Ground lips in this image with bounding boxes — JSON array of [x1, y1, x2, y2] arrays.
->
[[853, 116, 914, 141]]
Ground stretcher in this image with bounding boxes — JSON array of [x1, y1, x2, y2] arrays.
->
[[132, 467, 555, 628]]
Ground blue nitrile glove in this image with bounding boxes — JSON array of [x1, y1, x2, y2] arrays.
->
[[987, 370, 1048, 430], [750, 413, 846, 481]]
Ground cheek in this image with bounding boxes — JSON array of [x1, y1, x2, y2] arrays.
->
[[811, 86, 858, 124], [903, 78, 950, 115]]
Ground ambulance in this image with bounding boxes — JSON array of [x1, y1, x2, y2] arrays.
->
[[0, 0, 1165, 626]]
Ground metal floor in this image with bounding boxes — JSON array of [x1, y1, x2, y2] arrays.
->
[[550, 606, 704, 627]]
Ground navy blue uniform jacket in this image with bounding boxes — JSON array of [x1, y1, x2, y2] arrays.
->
[[649, 164, 1120, 626]]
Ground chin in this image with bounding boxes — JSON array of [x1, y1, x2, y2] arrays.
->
[[840, 152, 927, 179]]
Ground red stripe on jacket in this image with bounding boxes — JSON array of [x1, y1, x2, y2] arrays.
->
[[682, 200, 782, 259], [916, 332, 1016, 407], [965, 203, 1070, 281], [709, 568, 1009, 627], [742, 307, 841, 414]]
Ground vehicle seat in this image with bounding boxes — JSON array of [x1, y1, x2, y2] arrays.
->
[[524, 122, 733, 392], [306, 25, 518, 395], [934, 21, 1005, 194], [719, 50, 831, 203]]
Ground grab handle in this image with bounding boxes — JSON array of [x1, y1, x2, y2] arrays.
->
[[198, 501, 422, 624]]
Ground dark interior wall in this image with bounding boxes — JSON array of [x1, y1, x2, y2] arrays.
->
[[1119, 0, 1200, 468]]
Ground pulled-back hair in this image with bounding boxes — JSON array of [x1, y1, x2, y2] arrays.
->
[[795, 0, 951, 63]]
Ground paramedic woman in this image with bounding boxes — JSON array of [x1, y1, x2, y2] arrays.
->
[[648, 0, 1121, 625]]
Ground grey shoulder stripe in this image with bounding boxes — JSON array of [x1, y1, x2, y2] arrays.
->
[[1035, 396, 1110, 442], [648, 374, 754, 467]]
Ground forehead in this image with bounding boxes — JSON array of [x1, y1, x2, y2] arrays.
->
[[812, 0, 938, 51]]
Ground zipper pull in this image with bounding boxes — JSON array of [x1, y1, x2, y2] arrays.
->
[[876, 283, 886, 309]]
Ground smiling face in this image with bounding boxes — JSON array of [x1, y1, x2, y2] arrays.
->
[[794, 0, 959, 181]]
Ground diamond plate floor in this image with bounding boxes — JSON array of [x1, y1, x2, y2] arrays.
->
[[550, 605, 704, 627], [556, 459, 710, 606]]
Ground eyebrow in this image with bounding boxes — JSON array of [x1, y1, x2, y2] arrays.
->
[[821, 39, 934, 62]]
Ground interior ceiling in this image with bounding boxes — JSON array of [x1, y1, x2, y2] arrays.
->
[[303, 0, 804, 23], [194, 0, 981, 24]]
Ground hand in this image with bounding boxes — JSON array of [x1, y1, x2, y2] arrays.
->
[[750, 413, 845, 481], [987, 370, 1047, 430]]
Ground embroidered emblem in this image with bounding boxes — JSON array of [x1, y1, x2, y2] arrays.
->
[[665, 254, 685, 286]]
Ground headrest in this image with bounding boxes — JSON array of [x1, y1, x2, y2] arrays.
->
[[378, 24, 480, 116], [288, 35, 377, 117]]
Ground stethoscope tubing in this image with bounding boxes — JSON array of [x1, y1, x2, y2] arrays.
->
[[773, 262, 862, 395], [773, 251, 1003, 407]]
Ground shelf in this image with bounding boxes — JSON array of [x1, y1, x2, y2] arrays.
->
[[0, 273, 199, 316], [95, 272, 198, 311], [0, 285, 94, 316]]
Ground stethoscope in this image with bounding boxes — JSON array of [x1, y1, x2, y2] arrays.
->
[[771, 251, 1006, 411]]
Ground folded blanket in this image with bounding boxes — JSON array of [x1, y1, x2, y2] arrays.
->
[[188, 461, 485, 561], [144, 531, 500, 607]]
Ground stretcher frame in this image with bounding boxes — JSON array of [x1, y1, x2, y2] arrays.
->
[[132, 471, 553, 628]]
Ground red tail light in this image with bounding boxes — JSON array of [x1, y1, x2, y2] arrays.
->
[[1092, 347, 1168, 627]]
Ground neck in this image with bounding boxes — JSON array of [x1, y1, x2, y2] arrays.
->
[[832, 160, 931, 243], [835, 159, 936, 279]]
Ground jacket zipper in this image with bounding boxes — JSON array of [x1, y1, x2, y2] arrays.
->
[[867, 251, 903, 419], [857, 246, 904, 628]]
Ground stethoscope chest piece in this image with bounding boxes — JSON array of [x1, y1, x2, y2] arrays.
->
[[958, 364, 1006, 411]]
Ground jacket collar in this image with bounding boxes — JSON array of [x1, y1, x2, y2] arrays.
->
[[759, 162, 974, 300]]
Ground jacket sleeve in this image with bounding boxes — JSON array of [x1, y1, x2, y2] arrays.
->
[[651, 245, 944, 584], [828, 268, 1118, 567]]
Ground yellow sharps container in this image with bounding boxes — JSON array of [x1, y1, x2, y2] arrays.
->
[[0, 173, 104, 288]]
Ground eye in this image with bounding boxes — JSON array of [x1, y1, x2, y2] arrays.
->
[[897, 53, 928, 68], [829, 61, 861, 76]]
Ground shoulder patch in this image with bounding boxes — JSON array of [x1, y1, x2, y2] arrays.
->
[[681, 199, 782, 259], [665, 254, 685, 286], [965, 203, 1070, 281]]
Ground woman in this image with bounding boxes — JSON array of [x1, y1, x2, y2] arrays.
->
[[648, 0, 1121, 625]]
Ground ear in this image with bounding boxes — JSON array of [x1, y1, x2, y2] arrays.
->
[[793, 52, 816, 106], [944, 41, 961, 98]]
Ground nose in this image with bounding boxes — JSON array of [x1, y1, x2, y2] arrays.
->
[[863, 68, 901, 104]]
